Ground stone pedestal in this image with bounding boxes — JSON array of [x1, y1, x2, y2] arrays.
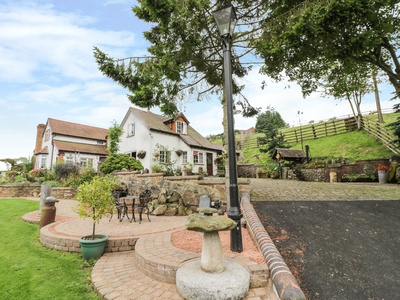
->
[[176, 208, 250, 300], [201, 231, 224, 273], [176, 259, 250, 300]]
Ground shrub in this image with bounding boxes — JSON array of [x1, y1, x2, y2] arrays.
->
[[64, 168, 97, 188], [54, 163, 79, 180], [151, 164, 163, 173], [99, 154, 143, 174]]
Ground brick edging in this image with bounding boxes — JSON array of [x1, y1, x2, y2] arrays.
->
[[241, 192, 306, 300]]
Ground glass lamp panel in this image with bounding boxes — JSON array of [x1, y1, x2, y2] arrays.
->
[[212, 6, 236, 36]]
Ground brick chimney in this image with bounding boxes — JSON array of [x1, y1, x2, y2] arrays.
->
[[33, 124, 46, 168]]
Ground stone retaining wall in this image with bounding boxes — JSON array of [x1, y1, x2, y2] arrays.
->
[[1, 174, 251, 213], [281, 158, 391, 182], [0, 185, 77, 199], [115, 172, 251, 212]]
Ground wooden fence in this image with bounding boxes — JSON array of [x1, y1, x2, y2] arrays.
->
[[241, 116, 400, 155], [361, 118, 400, 155], [279, 117, 357, 145]]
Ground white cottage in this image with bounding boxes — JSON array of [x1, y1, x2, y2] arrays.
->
[[34, 118, 108, 171], [119, 107, 223, 175]]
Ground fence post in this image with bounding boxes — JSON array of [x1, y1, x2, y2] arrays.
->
[[376, 121, 382, 139], [325, 123, 328, 137], [312, 124, 317, 139]]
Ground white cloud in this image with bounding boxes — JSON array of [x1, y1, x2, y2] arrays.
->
[[0, 2, 136, 83]]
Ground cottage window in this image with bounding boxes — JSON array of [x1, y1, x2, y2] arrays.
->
[[160, 150, 171, 163], [176, 121, 187, 134], [127, 123, 135, 137], [182, 151, 188, 164], [65, 155, 74, 164], [193, 151, 203, 164], [80, 158, 93, 168], [40, 157, 46, 168]]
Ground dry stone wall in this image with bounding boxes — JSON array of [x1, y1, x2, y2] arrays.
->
[[115, 172, 251, 215]]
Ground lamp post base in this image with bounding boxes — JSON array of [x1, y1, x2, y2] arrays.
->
[[228, 208, 243, 253]]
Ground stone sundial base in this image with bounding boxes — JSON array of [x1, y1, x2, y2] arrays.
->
[[176, 258, 250, 300]]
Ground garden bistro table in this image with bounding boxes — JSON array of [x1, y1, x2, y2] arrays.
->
[[118, 196, 139, 222]]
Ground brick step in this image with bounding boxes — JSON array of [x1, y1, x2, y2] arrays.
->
[[92, 251, 183, 300], [134, 233, 270, 288]]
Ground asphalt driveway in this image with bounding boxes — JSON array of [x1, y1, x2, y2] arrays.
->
[[252, 200, 400, 300]]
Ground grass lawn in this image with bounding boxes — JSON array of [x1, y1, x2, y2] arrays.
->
[[0, 198, 99, 300]]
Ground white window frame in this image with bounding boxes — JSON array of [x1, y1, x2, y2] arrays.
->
[[159, 150, 171, 163], [40, 157, 47, 168], [182, 151, 188, 164], [80, 157, 93, 168], [193, 151, 203, 164], [176, 121, 187, 134], [127, 123, 135, 137], [65, 155, 74, 164]]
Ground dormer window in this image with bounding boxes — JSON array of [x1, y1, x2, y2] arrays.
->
[[176, 121, 187, 134]]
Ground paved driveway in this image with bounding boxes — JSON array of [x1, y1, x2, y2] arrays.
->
[[249, 179, 400, 300]]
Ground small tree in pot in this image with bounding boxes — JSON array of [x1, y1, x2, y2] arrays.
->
[[75, 175, 119, 260]]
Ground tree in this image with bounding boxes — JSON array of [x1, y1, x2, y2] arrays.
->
[[255, 107, 289, 155], [255, 106, 288, 133], [94, 1, 267, 206], [253, 0, 400, 148], [107, 120, 123, 155], [0, 157, 32, 171], [93, 1, 265, 117], [254, 0, 400, 99], [322, 62, 374, 129]]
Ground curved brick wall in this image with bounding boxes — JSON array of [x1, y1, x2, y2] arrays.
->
[[241, 192, 306, 300]]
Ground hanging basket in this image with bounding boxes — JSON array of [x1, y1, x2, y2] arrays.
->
[[137, 151, 146, 159]]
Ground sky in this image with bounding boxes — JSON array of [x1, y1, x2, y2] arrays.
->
[[0, 0, 397, 171]]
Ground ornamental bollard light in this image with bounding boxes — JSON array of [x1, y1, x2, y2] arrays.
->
[[212, 5, 243, 253]]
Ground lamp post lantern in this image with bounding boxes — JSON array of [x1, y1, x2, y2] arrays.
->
[[212, 5, 243, 253]]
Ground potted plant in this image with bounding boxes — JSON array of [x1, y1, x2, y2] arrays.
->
[[75, 175, 119, 260], [183, 163, 193, 176], [137, 150, 146, 159], [377, 164, 389, 184]]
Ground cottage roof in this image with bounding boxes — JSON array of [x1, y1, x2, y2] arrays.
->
[[126, 107, 223, 152], [54, 140, 108, 156], [272, 148, 306, 160], [47, 118, 108, 141], [35, 146, 49, 155]]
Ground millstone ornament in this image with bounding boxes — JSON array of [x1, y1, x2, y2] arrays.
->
[[363, 164, 376, 175], [176, 207, 250, 300]]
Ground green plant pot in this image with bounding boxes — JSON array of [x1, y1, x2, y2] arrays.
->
[[79, 234, 108, 261]]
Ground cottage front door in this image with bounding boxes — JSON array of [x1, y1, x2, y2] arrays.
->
[[206, 153, 213, 176]]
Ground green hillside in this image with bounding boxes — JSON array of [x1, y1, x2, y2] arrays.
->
[[239, 130, 395, 172], [210, 112, 400, 171]]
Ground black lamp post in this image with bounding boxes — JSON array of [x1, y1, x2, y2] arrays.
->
[[212, 5, 243, 253]]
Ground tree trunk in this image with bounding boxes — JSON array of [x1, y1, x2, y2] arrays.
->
[[372, 69, 384, 123], [92, 208, 96, 239]]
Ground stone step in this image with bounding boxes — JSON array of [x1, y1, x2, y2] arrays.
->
[[92, 251, 183, 300], [134, 233, 270, 288]]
